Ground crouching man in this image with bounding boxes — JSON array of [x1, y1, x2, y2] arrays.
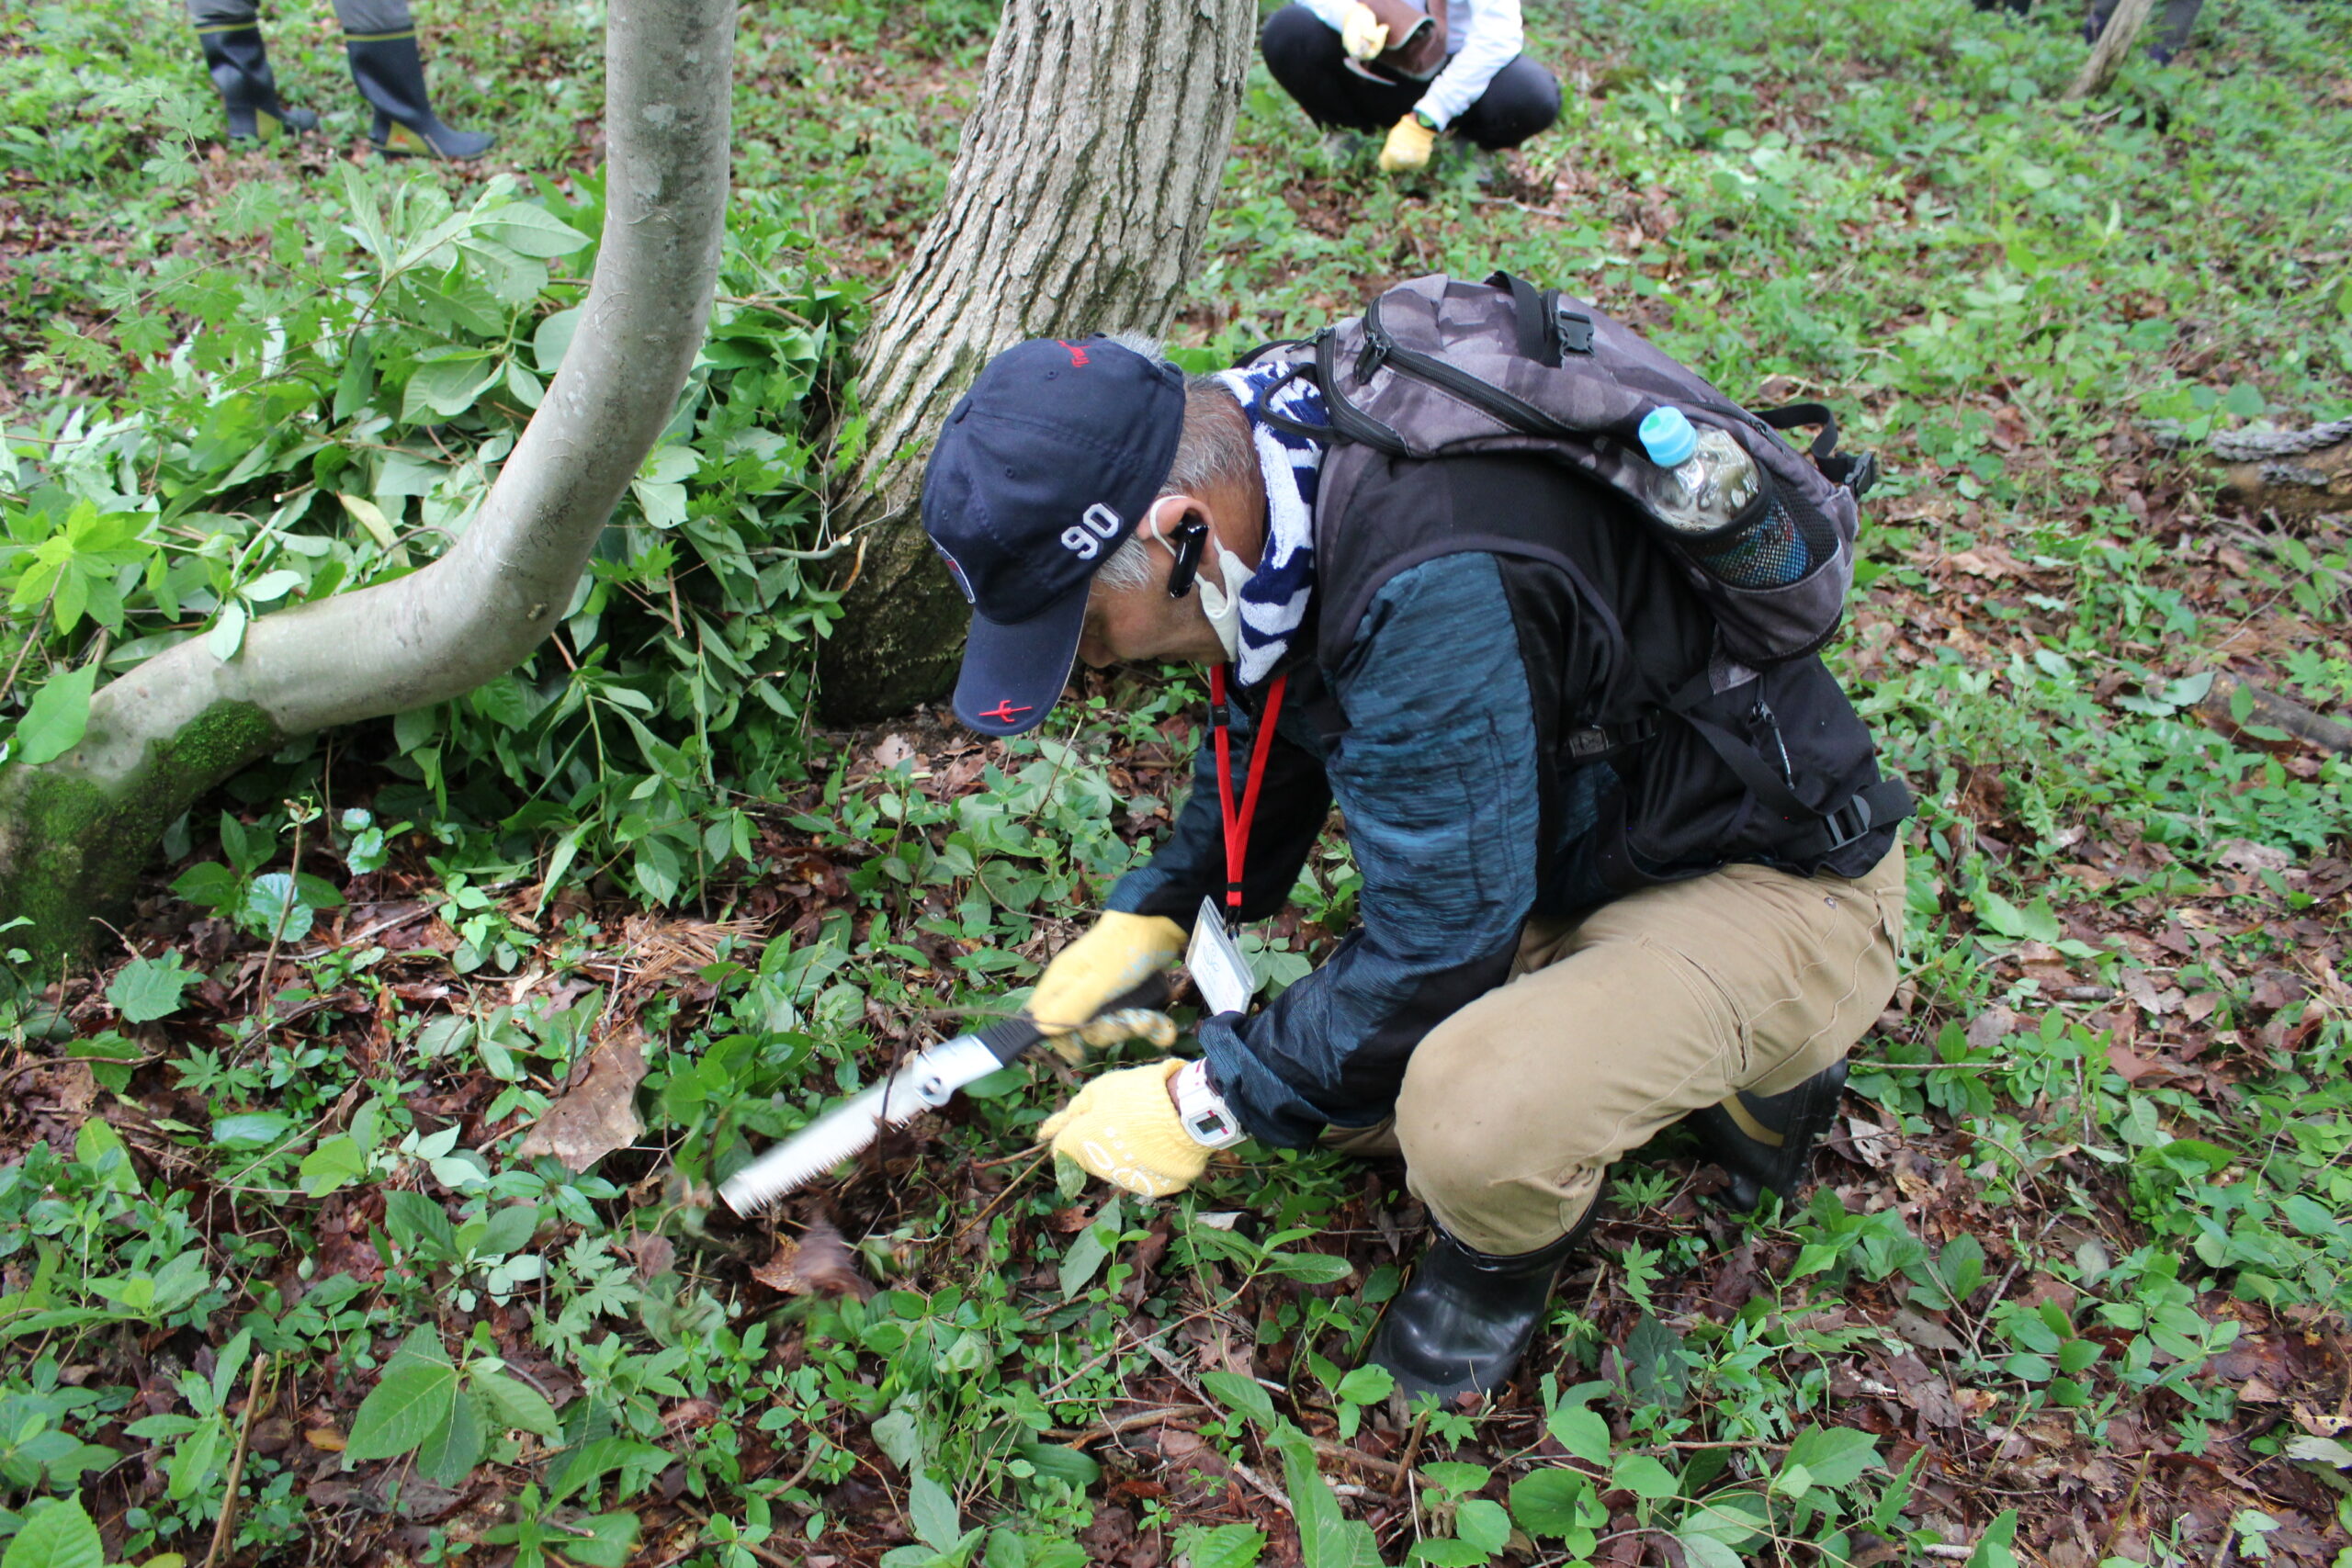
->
[[919, 327, 1907, 1402]]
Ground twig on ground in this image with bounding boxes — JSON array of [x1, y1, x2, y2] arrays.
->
[[1049, 1404, 1214, 1446], [200, 1352, 270, 1568]]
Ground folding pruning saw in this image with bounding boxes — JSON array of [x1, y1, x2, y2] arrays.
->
[[718, 976, 1170, 1217]]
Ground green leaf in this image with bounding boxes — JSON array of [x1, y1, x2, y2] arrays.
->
[[1971, 886, 2029, 941], [384, 1190, 458, 1259], [909, 1472, 961, 1552], [1509, 1468, 1594, 1539], [210, 1112, 294, 1149], [345, 1359, 458, 1461], [1057, 1211, 1116, 1300], [474, 1369, 562, 1438], [480, 202, 591, 257], [208, 600, 248, 662], [1264, 1250, 1354, 1285], [298, 1135, 368, 1197], [1676, 1531, 1746, 1568], [1171, 1523, 1264, 1568], [2, 1493, 105, 1568], [1965, 1508, 2020, 1568], [16, 663, 97, 765], [1782, 1425, 1881, 1491], [558, 1513, 642, 1568], [476, 1202, 540, 1258], [1610, 1453, 1679, 1500], [1012, 1441, 1101, 1490], [1546, 1404, 1611, 1465], [416, 1386, 487, 1485], [1334, 1363, 1394, 1405], [1419, 1461, 1491, 1496], [170, 862, 243, 913], [402, 352, 502, 422], [107, 953, 198, 1023], [1407, 1541, 1491, 1567], [1200, 1370, 1277, 1431], [1453, 1498, 1510, 1553], [240, 873, 317, 942]]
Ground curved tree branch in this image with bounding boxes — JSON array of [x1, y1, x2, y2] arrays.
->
[[0, 0, 738, 961]]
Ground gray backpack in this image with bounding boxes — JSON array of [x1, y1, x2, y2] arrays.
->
[[1249, 271, 1880, 671]]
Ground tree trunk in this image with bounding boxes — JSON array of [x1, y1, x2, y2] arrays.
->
[[817, 0, 1258, 722], [2065, 0, 2156, 99], [2207, 419, 2352, 522], [0, 0, 737, 964]]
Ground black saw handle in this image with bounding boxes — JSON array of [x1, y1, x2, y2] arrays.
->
[[973, 973, 1173, 1066]]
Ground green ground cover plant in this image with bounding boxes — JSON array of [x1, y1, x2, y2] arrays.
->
[[1, 0, 2348, 1563]]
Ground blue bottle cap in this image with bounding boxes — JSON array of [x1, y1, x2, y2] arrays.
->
[[1639, 406, 1697, 468]]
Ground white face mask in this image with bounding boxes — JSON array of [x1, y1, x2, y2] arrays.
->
[[1151, 499, 1254, 664]]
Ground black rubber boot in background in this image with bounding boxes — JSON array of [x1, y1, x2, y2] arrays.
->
[[345, 30, 494, 160], [197, 26, 320, 142], [1688, 1059, 1850, 1212], [1365, 1207, 1598, 1403]]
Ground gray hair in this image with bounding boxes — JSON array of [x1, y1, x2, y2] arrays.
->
[[1089, 347, 1255, 594]]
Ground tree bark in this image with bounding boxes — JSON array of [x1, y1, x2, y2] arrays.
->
[[2207, 419, 2352, 522], [817, 0, 1258, 722], [0, 0, 737, 964], [2065, 0, 2156, 100]]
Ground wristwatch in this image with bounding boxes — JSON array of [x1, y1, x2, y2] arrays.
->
[[1171, 1059, 1247, 1148], [1413, 109, 1441, 131]]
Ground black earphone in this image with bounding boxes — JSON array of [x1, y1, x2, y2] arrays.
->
[[1164, 515, 1209, 599]]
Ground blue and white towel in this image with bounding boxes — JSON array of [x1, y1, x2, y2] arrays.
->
[[1213, 363, 1328, 687]]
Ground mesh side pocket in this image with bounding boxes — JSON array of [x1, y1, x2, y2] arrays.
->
[[1690, 494, 1810, 590]]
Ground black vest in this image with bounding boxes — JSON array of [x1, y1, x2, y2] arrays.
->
[[1296, 450, 1901, 897]]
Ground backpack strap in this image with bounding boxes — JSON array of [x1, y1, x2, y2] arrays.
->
[[1664, 672, 1913, 860], [1755, 400, 1881, 499], [1491, 270, 1595, 363], [1351, 294, 1604, 445]]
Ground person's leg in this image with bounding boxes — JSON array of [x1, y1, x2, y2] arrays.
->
[[187, 0, 319, 141], [1449, 53, 1562, 152], [334, 0, 495, 160], [1366, 845, 1904, 1397], [1261, 5, 1421, 133], [2147, 0, 2204, 62]]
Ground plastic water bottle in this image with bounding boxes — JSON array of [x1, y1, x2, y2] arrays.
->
[[1637, 407, 1761, 536]]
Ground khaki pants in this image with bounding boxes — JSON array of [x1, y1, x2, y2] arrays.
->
[[1328, 844, 1906, 1256]]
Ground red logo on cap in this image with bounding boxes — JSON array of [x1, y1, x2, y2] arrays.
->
[[978, 699, 1033, 724], [1057, 341, 1091, 367]]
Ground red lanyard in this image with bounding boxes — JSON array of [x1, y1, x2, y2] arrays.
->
[[1208, 665, 1288, 926]]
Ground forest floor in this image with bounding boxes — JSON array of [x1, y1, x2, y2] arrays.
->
[[3, 1, 2352, 1566]]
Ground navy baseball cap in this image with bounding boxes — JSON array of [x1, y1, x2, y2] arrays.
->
[[922, 336, 1185, 737]]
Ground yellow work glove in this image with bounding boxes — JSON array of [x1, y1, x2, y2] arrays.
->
[[1379, 112, 1438, 173], [1030, 911, 1186, 1059], [1340, 1, 1391, 61], [1036, 1059, 1208, 1200]]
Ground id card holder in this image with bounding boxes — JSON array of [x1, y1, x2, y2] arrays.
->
[[1186, 895, 1259, 1018]]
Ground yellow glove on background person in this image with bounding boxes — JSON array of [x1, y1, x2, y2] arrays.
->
[[1340, 1, 1391, 61], [1379, 112, 1438, 173], [1036, 1059, 1209, 1199], [1030, 911, 1185, 1050]]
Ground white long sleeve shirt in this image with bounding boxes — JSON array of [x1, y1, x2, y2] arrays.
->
[[1295, 0, 1525, 130]]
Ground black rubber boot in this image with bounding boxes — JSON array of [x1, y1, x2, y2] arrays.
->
[[1365, 1209, 1597, 1403], [197, 26, 319, 143], [346, 32, 494, 161], [1687, 1059, 1849, 1211]]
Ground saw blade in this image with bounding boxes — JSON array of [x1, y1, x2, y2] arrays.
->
[[718, 1034, 1004, 1216]]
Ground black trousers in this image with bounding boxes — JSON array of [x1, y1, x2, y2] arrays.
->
[[1260, 5, 1561, 152]]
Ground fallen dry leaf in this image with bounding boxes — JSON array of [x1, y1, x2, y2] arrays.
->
[[751, 1217, 875, 1301], [515, 1030, 647, 1173]]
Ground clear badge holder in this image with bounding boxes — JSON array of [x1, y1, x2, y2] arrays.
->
[[1186, 895, 1259, 1018]]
